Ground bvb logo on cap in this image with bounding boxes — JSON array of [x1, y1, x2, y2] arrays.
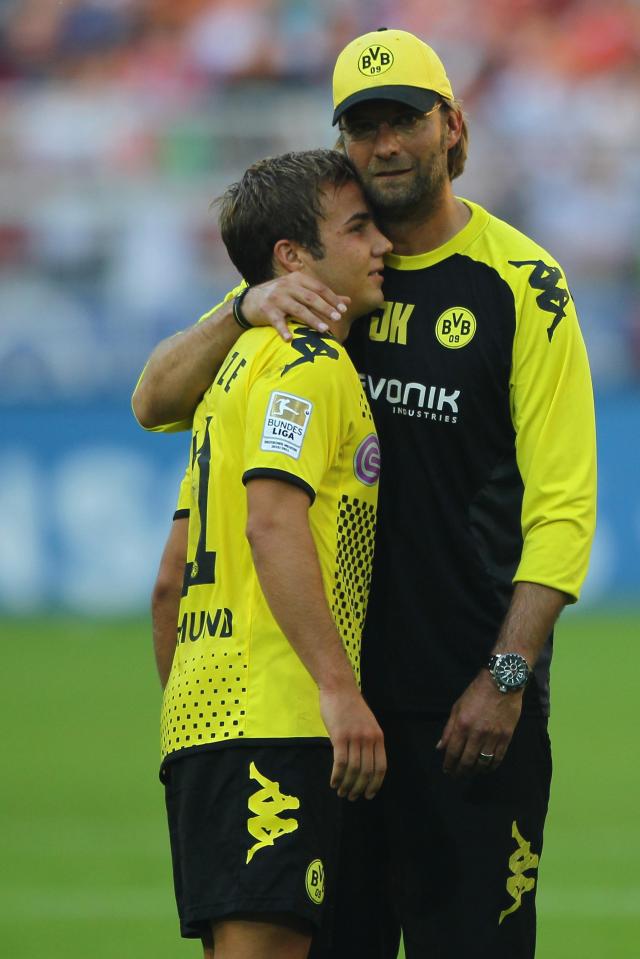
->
[[358, 44, 394, 77]]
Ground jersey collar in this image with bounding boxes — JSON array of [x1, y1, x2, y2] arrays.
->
[[383, 199, 490, 271]]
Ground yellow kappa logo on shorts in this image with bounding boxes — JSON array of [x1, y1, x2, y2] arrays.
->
[[435, 307, 477, 349], [498, 820, 540, 924], [246, 762, 300, 864], [305, 859, 325, 904]]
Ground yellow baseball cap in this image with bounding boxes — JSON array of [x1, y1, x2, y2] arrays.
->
[[332, 28, 454, 126]]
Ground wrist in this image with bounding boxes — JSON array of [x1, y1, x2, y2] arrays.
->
[[485, 651, 530, 694], [317, 659, 358, 695], [232, 287, 253, 330]]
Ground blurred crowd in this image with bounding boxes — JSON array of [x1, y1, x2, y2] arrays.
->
[[1, 0, 639, 402]]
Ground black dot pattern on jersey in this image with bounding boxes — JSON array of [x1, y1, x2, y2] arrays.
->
[[332, 494, 376, 684], [359, 390, 374, 422], [160, 647, 248, 756]]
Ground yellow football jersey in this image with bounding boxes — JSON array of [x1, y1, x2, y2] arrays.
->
[[161, 323, 380, 761]]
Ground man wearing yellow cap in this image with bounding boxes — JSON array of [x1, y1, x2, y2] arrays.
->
[[133, 28, 596, 959]]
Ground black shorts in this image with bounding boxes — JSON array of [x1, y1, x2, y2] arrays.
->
[[310, 714, 552, 959], [162, 743, 341, 939]]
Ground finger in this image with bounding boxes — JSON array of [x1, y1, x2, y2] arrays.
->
[[243, 289, 332, 335], [441, 729, 466, 776], [364, 739, 387, 799], [263, 310, 293, 343], [261, 290, 352, 338], [490, 734, 514, 770], [476, 743, 498, 774], [336, 740, 360, 799], [262, 301, 328, 336], [347, 741, 374, 801], [436, 715, 455, 751], [330, 740, 348, 791], [283, 298, 339, 328], [454, 737, 484, 778], [285, 276, 351, 315], [285, 286, 350, 323], [268, 313, 294, 341]]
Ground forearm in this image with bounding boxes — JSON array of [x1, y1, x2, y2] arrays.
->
[[247, 514, 355, 693], [152, 596, 179, 688], [494, 581, 568, 667], [151, 517, 188, 687], [438, 581, 566, 775], [132, 301, 240, 430]]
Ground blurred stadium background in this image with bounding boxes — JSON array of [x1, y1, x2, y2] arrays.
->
[[1, 1, 638, 956]]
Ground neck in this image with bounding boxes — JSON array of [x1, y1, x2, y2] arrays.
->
[[378, 191, 471, 257], [326, 315, 354, 343]]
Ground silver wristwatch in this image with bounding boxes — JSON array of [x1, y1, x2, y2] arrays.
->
[[486, 653, 530, 694]]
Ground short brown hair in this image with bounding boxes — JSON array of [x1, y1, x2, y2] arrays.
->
[[217, 149, 361, 286]]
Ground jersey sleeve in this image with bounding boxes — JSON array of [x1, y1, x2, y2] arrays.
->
[[173, 463, 191, 520], [242, 333, 345, 502], [510, 265, 596, 601], [132, 281, 247, 434]]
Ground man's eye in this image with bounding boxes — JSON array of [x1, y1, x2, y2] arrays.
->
[[394, 114, 419, 131], [348, 122, 374, 138]]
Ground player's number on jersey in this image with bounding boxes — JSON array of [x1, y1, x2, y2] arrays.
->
[[182, 416, 217, 595]]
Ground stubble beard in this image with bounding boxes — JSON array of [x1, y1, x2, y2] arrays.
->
[[362, 139, 449, 227]]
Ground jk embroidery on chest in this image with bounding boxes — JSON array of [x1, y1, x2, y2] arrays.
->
[[368, 301, 414, 344]]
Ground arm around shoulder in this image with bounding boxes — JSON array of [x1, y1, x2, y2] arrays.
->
[[131, 273, 349, 432], [132, 297, 242, 431]]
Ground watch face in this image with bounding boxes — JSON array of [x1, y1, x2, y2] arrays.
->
[[494, 654, 528, 688]]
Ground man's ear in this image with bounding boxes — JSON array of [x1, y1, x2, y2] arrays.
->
[[445, 106, 463, 148], [273, 239, 305, 274]]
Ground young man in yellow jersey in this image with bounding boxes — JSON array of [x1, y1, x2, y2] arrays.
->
[[159, 149, 390, 959], [135, 29, 596, 959]]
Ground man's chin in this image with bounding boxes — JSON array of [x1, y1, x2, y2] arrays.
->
[[367, 185, 418, 219], [369, 177, 411, 198]]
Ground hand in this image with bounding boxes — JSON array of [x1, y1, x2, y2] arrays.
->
[[436, 670, 523, 778], [319, 686, 386, 801], [243, 274, 351, 341]]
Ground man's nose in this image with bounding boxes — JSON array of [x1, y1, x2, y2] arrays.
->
[[372, 122, 401, 156]]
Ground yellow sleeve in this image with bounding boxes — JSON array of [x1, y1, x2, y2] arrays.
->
[[510, 263, 597, 601], [242, 332, 345, 501], [132, 281, 247, 433], [173, 463, 192, 519]]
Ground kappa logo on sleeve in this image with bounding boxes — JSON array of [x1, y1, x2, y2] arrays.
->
[[281, 328, 339, 376], [509, 259, 571, 342], [261, 392, 313, 460]]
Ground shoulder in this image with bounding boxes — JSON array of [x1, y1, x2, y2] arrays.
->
[[461, 201, 573, 332], [243, 326, 354, 403], [462, 199, 567, 276]]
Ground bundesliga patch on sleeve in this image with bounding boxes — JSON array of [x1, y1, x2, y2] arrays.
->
[[261, 392, 313, 460]]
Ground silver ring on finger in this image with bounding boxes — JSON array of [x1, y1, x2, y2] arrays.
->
[[478, 752, 494, 765]]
